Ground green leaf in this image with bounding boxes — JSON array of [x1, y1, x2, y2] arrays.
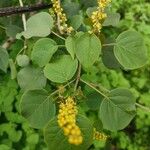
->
[[44, 55, 78, 83], [9, 59, 17, 79], [31, 38, 58, 67], [0, 144, 10, 150], [20, 89, 56, 129], [65, 32, 84, 60], [20, 12, 54, 39], [44, 115, 93, 150], [86, 92, 103, 111], [63, 2, 80, 18], [6, 25, 22, 38], [99, 88, 136, 131], [0, 76, 18, 110], [103, 13, 120, 26], [75, 33, 101, 69], [80, 0, 97, 9], [102, 45, 121, 69], [114, 30, 148, 70], [27, 133, 39, 144], [65, 36, 76, 59], [86, 7, 97, 17], [9, 40, 24, 59], [0, 46, 9, 72], [16, 54, 30, 67], [17, 66, 46, 91], [70, 15, 83, 30], [0, 123, 22, 142]]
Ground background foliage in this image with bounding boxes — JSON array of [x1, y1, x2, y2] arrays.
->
[[0, 0, 150, 150]]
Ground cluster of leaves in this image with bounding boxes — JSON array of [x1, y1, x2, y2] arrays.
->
[[0, 0, 150, 150], [0, 75, 47, 150], [106, 1, 150, 150]]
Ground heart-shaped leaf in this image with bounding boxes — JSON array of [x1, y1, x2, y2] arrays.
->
[[114, 30, 148, 69], [44, 55, 78, 83], [99, 88, 136, 131], [21, 89, 56, 129], [75, 33, 101, 69], [17, 66, 46, 91], [20, 12, 54, 39], [31, 38, 58, 67]]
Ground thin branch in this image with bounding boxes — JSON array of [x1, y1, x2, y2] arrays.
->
[[80, 79, 109, 99], [102, 43, 116, 47], [81, 79, 150, 113], [0, 3, 52, 17], [0, 24, 6, 30], [17, 0, 27, 57], [136, 103, 150, 112], [19, 0, 27, 31], [58, 45, 65, 48], [56, 0, 64, 34], [2, 37, 15, 49], [49, 79, 76, 98], [51, 31, 66, 40], [90, 82, 110, 93], [74, 63, 82, 92]]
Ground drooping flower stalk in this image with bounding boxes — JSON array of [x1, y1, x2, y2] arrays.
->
[[90, 0, 111, 33], [51, 0, 73, 34]]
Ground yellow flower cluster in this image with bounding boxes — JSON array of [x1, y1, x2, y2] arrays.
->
[[93, 128, 108, 141], [90, 0, 111, 33], [98, 0, 111, 8], [57, 97, 83, 145], [51, 0, 73, 34]]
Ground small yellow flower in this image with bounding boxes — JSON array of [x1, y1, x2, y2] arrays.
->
[[51, 0, 73, 34], [90, 0, 111, 33], [98, 0, 112, 8], [57, 97, 83, 145], [93, 128, 108, 141]]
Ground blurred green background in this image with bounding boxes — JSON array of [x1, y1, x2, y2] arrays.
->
[[0, 0, 150, 150]]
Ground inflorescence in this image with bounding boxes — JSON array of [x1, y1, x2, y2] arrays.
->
[[90, 0, 111, 33], [93, 128, 108, 141], [51, 0, 73, 34], [57, 97, 83, 145]]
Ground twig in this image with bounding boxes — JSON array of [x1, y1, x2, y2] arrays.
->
[[0, 24, 6, 30], [136, 103, 150, 112], [80, 79, 109, 99], [0, 3, 52, 17], [58, 45, 65, 48], [19, 0, 27, 31], [90, 82, 110, 93], [2, 37, 15, 49], [49, 79, 76, 98], [18, 0, 27, 56], [57, 12, 63, 34], [80, 79, 150, 112], [51, 31, 66, 40], [102, 43, 116, 47], [56, 0, 64, 34], [74, 63, 81, 92]]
